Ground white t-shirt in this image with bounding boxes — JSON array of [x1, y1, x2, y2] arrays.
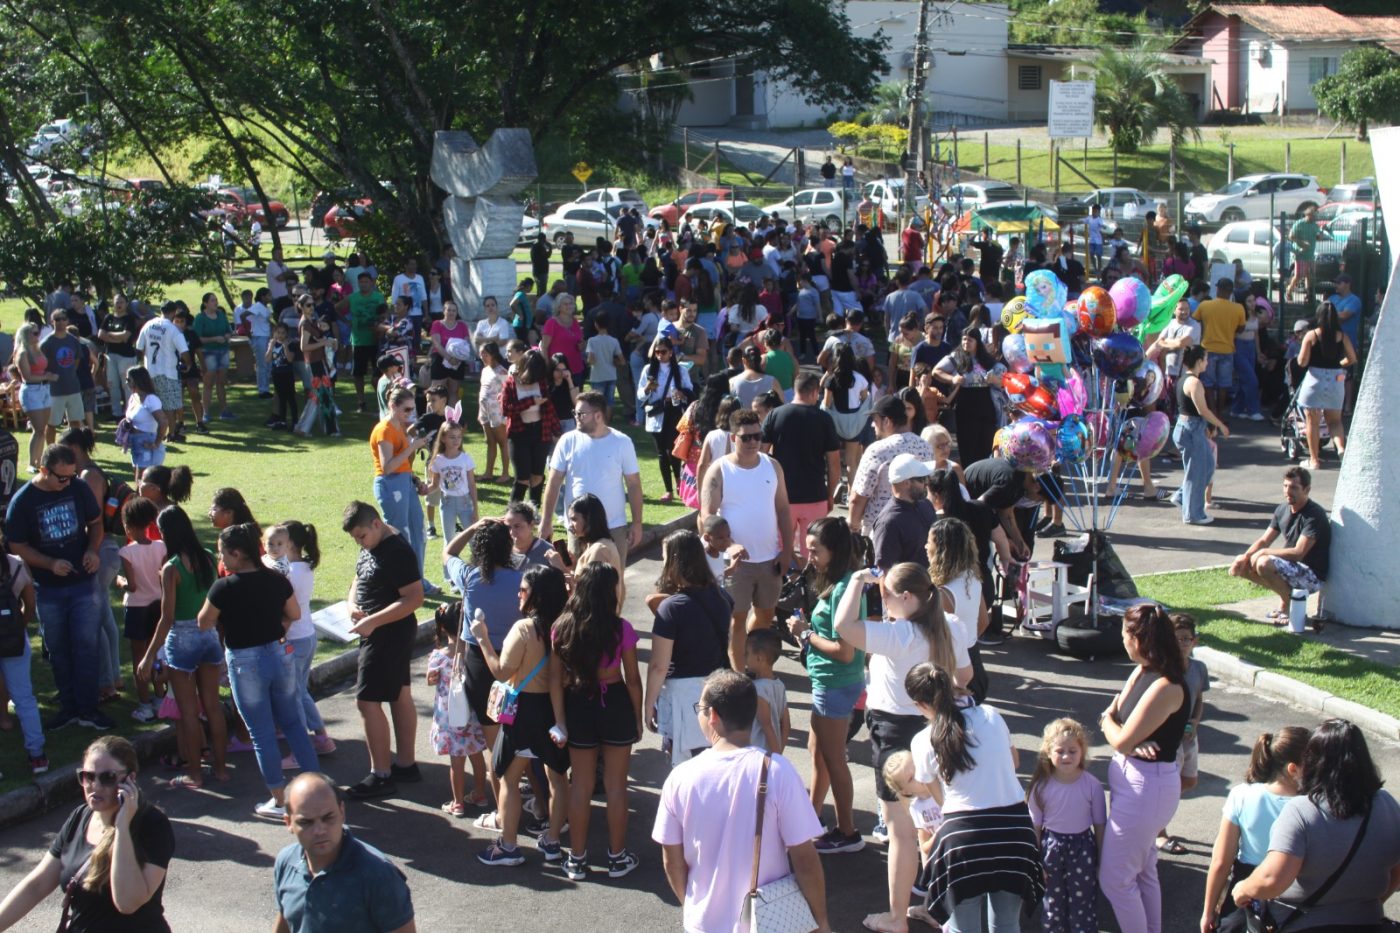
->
[[474, 317, 513, 346], [912, 704, 1024, 814], [266, 260, 289, 300], [134, 318, 188, 381], [390, 273, 426, 314], [264, 556, 315, 641], [431, 451, 477, 498], [942, 571, 982, 650], [863, 617, 971, 717], [1158, 319, 1201, 378], [547, 428, 640, 530], [242, 301, 272, 339], [728, 305, 769, 340], [124, 393, 163, 434], [1087, 215, 1104, 246]]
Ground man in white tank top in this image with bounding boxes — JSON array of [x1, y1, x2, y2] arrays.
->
[[699, 408, 792, 668]]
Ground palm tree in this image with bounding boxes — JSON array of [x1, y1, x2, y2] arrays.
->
[[858, 81, 920, 127], [1091, 44, 1201, 153]]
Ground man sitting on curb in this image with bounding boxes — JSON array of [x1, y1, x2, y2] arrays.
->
[[1228, 466, 1329, 625]]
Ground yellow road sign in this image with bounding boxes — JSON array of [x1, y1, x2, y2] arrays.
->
[[571, 162, 592, 183]]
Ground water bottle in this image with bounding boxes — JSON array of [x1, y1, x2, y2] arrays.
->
[[1288, 589, 1308, 634]]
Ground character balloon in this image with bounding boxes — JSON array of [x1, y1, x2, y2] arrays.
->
[[1131, 360, 1164, 408], [1023, 269, 1067, 317], [1004, 417, 1056, 474], [1057, 414, 1091, 465], [1000, 295, 1031, 334], [1077, 286, 1116, 338], [1001, 333, 1032, 374], [1092, 332, 1145, 380], [1135, 274, 1189, 341]]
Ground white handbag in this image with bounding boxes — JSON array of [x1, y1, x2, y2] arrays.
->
[[446, 654, 470, 730], [740, 753, 819, 933]]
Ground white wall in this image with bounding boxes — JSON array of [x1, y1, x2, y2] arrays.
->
[[1243, 27, 1285, 114], [1284, 42, 1343, 111]]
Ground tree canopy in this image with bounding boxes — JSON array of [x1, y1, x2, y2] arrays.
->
[[1091, 44, 1200, 154], [1313, 46, 1400, 141]]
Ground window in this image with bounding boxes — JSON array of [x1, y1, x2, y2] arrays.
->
[[1018, 65, 1042, 90], [678, 193, 700, 206], [619, 189, 643, 203], [1226, 226, 1251, 244], [1308, 57, 1337, 84], [1278, 177, 1306, 191], [793, 192, 814, 207]]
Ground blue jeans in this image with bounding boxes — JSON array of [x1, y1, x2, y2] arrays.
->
[[1172, 416, 1212, 523], [374, 472, 426, 582], [225, 643, 319, 790], [251, 335, 270, 394], [439, 495, 474, 539], [95, 538, 122, 690], [36, 582, 101, 717], [1231, 338, 1261, 416], [629, 351, 648, 424], [591, 380, 616, 413], [944, 889, 1024, 933], [289, 634, 324, 732], [0, 637, 44, 757]]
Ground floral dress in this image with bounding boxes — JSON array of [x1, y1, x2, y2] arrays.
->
[[478, 365, 507, 429], [427, 647, 486, 757]]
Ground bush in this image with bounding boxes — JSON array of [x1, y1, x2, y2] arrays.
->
[[827, 122, 907, 149]]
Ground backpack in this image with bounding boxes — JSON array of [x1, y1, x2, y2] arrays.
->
[[104, 478, 136, 537], [0, 556, 26, 658]]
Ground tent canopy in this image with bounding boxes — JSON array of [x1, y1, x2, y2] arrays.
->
[[953, 203, 1060, 235]]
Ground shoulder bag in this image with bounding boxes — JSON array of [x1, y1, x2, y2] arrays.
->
[[447, 651, 471, 730], [486, 654, 547, 726], [740, 752, 818, 933], [1246, 804, 1372, 933]]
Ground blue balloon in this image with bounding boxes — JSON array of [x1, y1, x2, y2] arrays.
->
[[1091, 331, 1145, 380], [1057, 414, 1091, 465], [1001, 333, 1032, 374], [1023, 269, 1068, 317]]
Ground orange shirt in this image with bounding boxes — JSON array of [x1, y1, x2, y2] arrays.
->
[[370, 419, 411, 475]]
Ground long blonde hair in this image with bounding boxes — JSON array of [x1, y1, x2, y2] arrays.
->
[[82, 735, 143, 892], [1026, 717, 1090, 811], [926, 517, 978, 587], [884, 562, 957, 676]]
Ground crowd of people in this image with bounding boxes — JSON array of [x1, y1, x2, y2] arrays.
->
[[0, 191, 1388, 933]]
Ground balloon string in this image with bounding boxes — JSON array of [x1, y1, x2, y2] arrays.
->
[[1045, 471, 1086, 532], [1106, 473, 1134, 529]]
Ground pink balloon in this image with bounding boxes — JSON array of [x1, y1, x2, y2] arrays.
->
[[1110, 276, 1153, 329]]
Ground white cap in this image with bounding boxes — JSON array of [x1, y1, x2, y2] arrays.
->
[[888, 453, 934, 484]]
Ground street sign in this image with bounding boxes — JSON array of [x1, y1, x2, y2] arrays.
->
[[1048, 80, 1096, 139], [571, 162, 592, 184]]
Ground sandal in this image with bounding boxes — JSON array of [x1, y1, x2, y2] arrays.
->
[[906, 904, 938, 929], [441, 801, 468, 818], [1265, 609, 1288, 625], [169, 774, 204, 790], [466, 792, 490, 808], [473, 811, 501, 831], [160, 753, 188, 771], [1155, 835, 1188, 855]]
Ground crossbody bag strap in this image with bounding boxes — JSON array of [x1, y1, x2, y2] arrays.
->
[[57, 854, 93, 933], [748, 752, 772, 897], [1278, 804, 1372, 932], [512, 654, 549, 695]]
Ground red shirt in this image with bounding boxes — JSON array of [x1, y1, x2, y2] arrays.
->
[[901, 229, 924, 264], [501, 375, 561, 444]]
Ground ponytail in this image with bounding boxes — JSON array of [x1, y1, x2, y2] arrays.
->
[[279, 520, 321, 569], [904, 662, 975, 783], [167, 465, 194, 504], [885, 563, 957, 676], [1245, 726, 1309, 784]]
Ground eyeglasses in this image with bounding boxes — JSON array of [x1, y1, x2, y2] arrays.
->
[[573, 408, 595, 418], [736, 432, 762, 443], [693, 703, 710, 716], [76, 769, 129, 787]]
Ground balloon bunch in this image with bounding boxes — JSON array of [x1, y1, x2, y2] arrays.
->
[[998, 272, 1174, 533]]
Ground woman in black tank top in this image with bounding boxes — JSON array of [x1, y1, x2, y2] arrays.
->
[[1295, 300, 1357, 471], [1098, 605, 1190, 933], [1171, 346, 1230, 525]]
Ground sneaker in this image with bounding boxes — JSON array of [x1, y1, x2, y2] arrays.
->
[[813, 827, 865, 854], [537, 833, 563, 863], [44, 710, 78, 731], [258, 392, 274, 399], [29, 755, 49, 776], [281, 754, 303, 771], [1042, 522, 1066, 538], [131, 702, 158, 723], [78, 712, 115, 731], [563, 853, 588, 881], [346, 773, 397, 799], [255, 798, 286, 819], [312, 735, 337, 755], [977, 633, 1007, 647], [477, 839, 525, 867], [607, 849, 640, 878], [264, 417, 280, 427], [390, 762, 423, 783], [871, 817, 889, 844], [193, 422, 210, 434], [1186, 515, 1216, 525], [426, 526, 439, 539], [1248, 412, 1266, 421], [357, 401, 368, 414], [219, 409, 237, 420], [422, 581, 442, 598]]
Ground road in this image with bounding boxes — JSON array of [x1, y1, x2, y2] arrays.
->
[[0, 519, 1391, 932]]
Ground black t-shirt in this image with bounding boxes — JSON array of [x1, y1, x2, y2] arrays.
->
[[873, 497, 937, 570], [653, 585, 733, 678], [964, 458, 1021, 511], [49, 804, 175, 933], [561, 243, 583, 274], [1269, 499, 1330, 581], [762, 403, 840, 505], [206, 568, 294, 649], [944, 498, 998, 578], [3, 480, 101, 588], [831, 252, 855, 292], [354, 533, 419, 628], [912, 340, 953, 371], [101, 312, 141, 358]]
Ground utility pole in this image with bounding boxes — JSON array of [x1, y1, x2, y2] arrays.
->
[[904, 0, 931, 225]]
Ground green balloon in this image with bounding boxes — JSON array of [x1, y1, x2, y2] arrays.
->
[[1136, 274, 1188, 341]]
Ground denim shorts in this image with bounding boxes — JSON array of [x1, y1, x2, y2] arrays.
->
[[130, 430, 166, 470], [19, 383, 50, 412], [1202, 351, 1234, 389], [203, 347, 231, 372], [811, 681, 864, 719], [164, 619, 223, 672]]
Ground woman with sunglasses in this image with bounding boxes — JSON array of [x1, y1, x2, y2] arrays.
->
[[0, 736, 174, 930], [640, 336, 694, 504]]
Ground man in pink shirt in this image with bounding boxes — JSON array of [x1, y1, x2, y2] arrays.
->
[[653, 670, 830, 932]]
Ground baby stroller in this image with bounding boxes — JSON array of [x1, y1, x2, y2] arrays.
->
[[1279, 371, 1328, 463]]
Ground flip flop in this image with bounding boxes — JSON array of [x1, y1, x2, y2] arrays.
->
[[1266, 609, 1288, 625], [1155, 835, 1187, 855], [473, 811, 501, 831], [169, 774, 204, 790]]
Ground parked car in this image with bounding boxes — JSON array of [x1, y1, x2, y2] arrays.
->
[[1325, 177, 1375, 205], [540, 203, 657, 244], [648, 187, 736, 227], [1055, 187, 1153, 239], [1206, 220, 1284, 280], [761, 187, 853, 228], [569, 187, 647, 213], [310, 187, 362, 228], [216, 186, 290, 228], [25, 119, 77, 159], [322, 198, 376, 240], [518, 214, 540, 247], [939, 181, 1020, 211], [861, 178, 930, 218], [1184, 173, 1323, 226], [1315, 209, 1386, 288], [683, 201, 765, 227]]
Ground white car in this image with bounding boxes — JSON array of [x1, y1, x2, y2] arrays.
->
[[761, 188, 853, 228], [861, 178, 929, 217], [25, 119, 77, 159], [683, 200, 765, 227], [939, 181, 1020, 211], [1184, 173, 1323, 226], [517, 214, 540, 247], [540, 203, 657, 244], [1205, 220, 1285, 280], [569, 187, 647, 213]]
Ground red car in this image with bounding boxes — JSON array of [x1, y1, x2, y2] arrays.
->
[[216, 186, 290, 228], [322, 199, 375, 240], [648, 187, 737, 227]]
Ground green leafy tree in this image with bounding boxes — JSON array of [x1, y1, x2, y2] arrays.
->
[[1011, 0, 1151, 46], [1314, 46, 1400, 141], [1091, 44, 1202, 154]]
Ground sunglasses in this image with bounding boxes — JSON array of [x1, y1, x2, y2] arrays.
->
[[51, 471, 76, 484], [736, 432, 762, 443], [76, 769, 129, 787]]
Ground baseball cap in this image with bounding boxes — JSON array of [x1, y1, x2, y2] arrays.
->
[[888, 453, 934, 484], [1293, 319, 1311, 333], [1335, 273, 1352, 284]]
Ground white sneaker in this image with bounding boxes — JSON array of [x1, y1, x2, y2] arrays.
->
[[1248, 413, 1266, 421], [255, 798, 286, 819], [130, 702, 157, 723], [1186, 515, 1215, 525]]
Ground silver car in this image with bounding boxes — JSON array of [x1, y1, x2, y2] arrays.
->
[[760, 188, 854, 228], [540, 203, 656, 245]]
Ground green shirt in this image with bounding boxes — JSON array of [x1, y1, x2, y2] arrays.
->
[[620, 264, 642, 290], [763, 349, 795, 391], [376, 375, 394, 420], [1290, 219, 1319, 260], [350, 290, 386, 346], [166, 551, 214, 620], [805, 573, 866, 688], [192, 310, 231, 343]]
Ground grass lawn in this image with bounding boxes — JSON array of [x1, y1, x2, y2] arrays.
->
[[1136, 568, 1400, 720]]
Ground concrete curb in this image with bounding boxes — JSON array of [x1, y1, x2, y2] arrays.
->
[[1193, 645, 1400, 742], [0, 509, 699, 830]]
